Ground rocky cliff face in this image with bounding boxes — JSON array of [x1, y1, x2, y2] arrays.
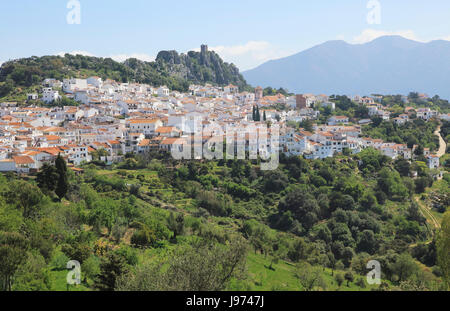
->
[[156, 47, 248, 89]]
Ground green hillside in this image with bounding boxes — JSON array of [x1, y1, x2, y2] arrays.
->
[[0, 49, 250, 102], [0, 148, 448, 291]]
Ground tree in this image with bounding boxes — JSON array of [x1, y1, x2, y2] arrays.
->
[[92, 148, 108, 161], [278, 185, 320, 230], [357, 230, 377, 254], [94, 252, 129, 291], [377, 167, 409, 201], [167, 212, 185, 242], [327, 252, 336, 276], [394, 159, 411, 177], [81, 256, 101, 285], [344, 271, 354, 286], [287, 238, 310, 262], [263, 170, 289, 193], [0, 79, 14, 97], [299, 119, 314, 133], [263, 111, 267, 121], [415, 176, 430, 194], [36, 163, 59, 193], [437, 212, 450, 290], [342, 247, 354, 268], [55, 154, 69, 201], [12, 250, 51, 291], [255, 106, 261, 122], [414, 145, 424, 157], [335, 260, 345, 271], [6, 180, 43, 219], [359, 192, 378, 211], [117, 237, 248, 291], [295, 262, 326, 291], [0, 232, 29, 291], [390, 253, 418, 283], [335, 273, 344, 287]]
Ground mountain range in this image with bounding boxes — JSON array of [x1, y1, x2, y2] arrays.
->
[[243, 36, 450, 99]]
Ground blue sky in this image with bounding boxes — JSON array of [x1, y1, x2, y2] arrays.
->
[[1, 0, 450, 70]]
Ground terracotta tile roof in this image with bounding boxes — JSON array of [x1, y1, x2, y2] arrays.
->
[[13, 156, 35, 165]]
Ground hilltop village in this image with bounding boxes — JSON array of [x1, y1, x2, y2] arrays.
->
[[0, 76, 447, 174]]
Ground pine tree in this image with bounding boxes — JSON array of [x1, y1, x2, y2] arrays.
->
[[55, 154, 68, 201], [263, 111, 267, 121], [252, 106, 256, 121]]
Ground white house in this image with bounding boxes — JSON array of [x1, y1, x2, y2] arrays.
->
[[417, 108, 438, 121], [328, 116, 349, 126], [440, 113, 450, 122], [65, 145, 90, 166], [27, 93, 39, 101], [427, 154, 440, 169], [87, 76, 103, 88], [127, 119, 163, 136], [74, 90, 89, 105], [42, 88, 61, 103], [63, 79, 88, 93], [157, 86, 170, 97], [224, 84, 239, 94], [0, 159, 16, 172]]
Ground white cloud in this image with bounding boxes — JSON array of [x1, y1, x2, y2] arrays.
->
[[56, 51, 154, 63], [352, 29, 420, 44], [439, 35, 450, 41], [196, 41, 294, 71], [57, 50, 96, 57], [109, 53, 154, 63]]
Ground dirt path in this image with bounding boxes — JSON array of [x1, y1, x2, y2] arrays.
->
[[415, 196, 440, 230], [435, 126, 447, 158]]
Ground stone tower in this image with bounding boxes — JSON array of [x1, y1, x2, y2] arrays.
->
[[200, 44, 209, 65], [201, 44, 208, 55], [255, 86, 263, 101]]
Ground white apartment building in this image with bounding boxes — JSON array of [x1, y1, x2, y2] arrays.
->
[[63, 78, 88, 93], [42, 88, 61, 103]]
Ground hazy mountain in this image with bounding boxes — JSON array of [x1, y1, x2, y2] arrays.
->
[[243, 36, 450, 99]]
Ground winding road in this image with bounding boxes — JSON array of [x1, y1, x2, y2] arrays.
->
[[411, 125, 447, 233], [435, 126, 447, 158]]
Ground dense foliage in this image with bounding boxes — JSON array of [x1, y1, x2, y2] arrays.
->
[[362, 119, 439, 152], [0, 144, 447, 291]]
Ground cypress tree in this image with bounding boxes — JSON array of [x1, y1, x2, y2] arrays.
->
[[55, 154, 68, 201]]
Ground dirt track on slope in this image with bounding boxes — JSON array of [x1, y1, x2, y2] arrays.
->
[[415, 197, 440, 230], [435, 126, 447, 158]]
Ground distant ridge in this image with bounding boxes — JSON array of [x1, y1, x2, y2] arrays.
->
[[243, 36, 450, 99]]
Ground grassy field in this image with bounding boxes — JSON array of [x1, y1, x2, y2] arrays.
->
[[49, 270, 90, 291], [230, 253, 382, 291]]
